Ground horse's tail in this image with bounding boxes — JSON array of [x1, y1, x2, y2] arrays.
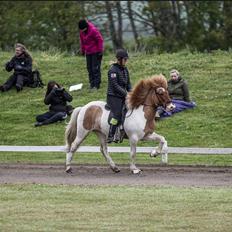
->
[[65, 107, 82, 148]]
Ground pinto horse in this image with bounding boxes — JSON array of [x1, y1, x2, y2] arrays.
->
[[65, 74, 175, 174]]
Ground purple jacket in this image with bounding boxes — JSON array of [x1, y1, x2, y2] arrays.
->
[[80, 22, 104, 55]]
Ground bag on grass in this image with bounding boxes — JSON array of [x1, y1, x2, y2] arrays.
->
[[28, 69, 45, 88]]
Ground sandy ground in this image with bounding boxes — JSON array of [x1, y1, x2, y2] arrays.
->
[[0, 163, 232, 187]]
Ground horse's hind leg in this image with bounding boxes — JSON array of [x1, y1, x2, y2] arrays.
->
[[66, 130, 89, 173], [96, 132, 120, 173]]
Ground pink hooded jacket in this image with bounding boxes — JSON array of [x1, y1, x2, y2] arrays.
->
[[79, 22, 104, 55]]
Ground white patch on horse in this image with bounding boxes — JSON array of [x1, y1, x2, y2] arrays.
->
[[124, 105, 146, 140]]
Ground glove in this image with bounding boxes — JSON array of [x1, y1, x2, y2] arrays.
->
[[5, 59, 15, 71]]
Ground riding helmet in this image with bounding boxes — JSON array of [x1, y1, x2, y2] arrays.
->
[[115, 49, 129, 59]]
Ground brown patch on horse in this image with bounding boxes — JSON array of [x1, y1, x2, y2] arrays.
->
[[127, 74, 167, 109], [83, 106, 103, 131], [143, 91, 157, 136], [143, 106, 156, 136]]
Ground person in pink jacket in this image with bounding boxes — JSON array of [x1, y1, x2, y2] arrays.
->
[[78, 19, 104, 90]]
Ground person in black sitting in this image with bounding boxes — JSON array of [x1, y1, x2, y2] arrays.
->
[[0, 43, 33, 92], [34, 81, 73, 127], [106, 49, 132, 143]]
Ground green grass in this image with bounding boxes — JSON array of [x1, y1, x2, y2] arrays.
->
[[0, 50, 232, 165], [1, 152, 232, 166], [0, 50, 232, 231], [0, 184, 232, 232]]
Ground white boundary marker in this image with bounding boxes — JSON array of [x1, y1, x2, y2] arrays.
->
[[0, 146, 231, 155]]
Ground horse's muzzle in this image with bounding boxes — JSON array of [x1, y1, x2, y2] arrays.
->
[[166, 102, 176, 112]]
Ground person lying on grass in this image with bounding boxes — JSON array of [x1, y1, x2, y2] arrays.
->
[[34, 81, 73, 127]]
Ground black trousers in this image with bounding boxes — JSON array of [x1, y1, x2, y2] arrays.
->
[[36, 111, 67, 125], [107, 95, 125, 125], [86, 53, 102, 89], [3, 74, 30, 91]]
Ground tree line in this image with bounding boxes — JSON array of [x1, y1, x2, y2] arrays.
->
[[0, 1, 232, 53]]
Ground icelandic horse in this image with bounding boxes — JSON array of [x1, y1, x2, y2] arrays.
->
[[65, 74, 175, 174]]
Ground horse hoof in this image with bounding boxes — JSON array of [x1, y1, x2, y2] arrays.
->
[[66, 167, 72, 174], [112, 166, 120, 173], [132, 169, 141, 174], [150, 152, 158, 158]]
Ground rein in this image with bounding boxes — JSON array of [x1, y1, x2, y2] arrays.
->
[[143, 89, 159, 109], [126, 87, 164, 118]]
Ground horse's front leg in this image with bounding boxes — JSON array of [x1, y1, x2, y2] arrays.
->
[[143, 132, 168, 164], [129, 137, 141, 174]]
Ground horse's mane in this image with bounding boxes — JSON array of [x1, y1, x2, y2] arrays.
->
[[127, 74, 167, 109]]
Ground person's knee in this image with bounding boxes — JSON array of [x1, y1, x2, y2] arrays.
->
[[56, 112, 67, 120]]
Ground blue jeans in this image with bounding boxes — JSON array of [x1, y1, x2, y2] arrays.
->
[[36, 111, 67, 125]]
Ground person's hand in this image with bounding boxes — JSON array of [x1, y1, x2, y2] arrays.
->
[[78, 50, 85, 56], [55, 87, 65, 95], [5, 61, 10, 67], [97, 52, 103, 60], [14, 64, 23, 70]]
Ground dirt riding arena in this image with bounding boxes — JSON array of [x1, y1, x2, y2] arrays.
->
[[1, 163, 232, 187]]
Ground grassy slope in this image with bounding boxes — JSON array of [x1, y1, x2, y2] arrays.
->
[[0, 50, 232, 164], [0, 51, 232, 231]]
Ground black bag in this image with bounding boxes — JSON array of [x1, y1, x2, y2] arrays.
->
[[28, 69, 45, 88]]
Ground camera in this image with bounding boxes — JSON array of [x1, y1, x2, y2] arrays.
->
[[55, 87, 64, 95]]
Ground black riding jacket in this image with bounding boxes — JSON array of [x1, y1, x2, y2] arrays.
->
[[5, 54, 32, 76], [107, 63, 131, 98], [44, 88, 73, 113]]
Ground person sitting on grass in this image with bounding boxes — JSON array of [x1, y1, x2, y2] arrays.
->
[[0, 43, 33, 92], [156, 69, 196, 119], [34, 81, 73, 127]]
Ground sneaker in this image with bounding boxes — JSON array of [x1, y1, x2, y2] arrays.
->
[[16, 84, 22, 92], [91, 87, 98, 92], [0, 85, 6, 92], [34, 122, 43, 127], [88, 87, 96, 93]]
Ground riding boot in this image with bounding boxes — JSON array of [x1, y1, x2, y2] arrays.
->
[[107, 124, 117, 143]]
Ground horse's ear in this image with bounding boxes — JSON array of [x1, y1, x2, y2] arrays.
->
[[156, 87, 165, 94]]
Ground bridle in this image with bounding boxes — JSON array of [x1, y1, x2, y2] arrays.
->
[[126, 87, 170, 118], [143, 88, 168, 109]]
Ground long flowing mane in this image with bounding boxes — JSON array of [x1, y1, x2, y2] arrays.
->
[[127, 74, 167, 109]]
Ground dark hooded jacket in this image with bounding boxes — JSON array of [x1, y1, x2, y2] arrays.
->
[[44, 88, 73, 113], [5, 54, 32, 76]]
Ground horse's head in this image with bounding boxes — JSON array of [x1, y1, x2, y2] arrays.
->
[[127, 74, 175, 111], [153, 86, 175, 111]]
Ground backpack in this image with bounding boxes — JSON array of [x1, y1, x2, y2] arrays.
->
[[28, 69, 45, 88]]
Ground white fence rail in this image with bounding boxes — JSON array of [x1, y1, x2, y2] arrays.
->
[[0, 146, 232, 155]]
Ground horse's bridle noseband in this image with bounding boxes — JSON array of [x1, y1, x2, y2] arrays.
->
[[143, 88, 168, 109]]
